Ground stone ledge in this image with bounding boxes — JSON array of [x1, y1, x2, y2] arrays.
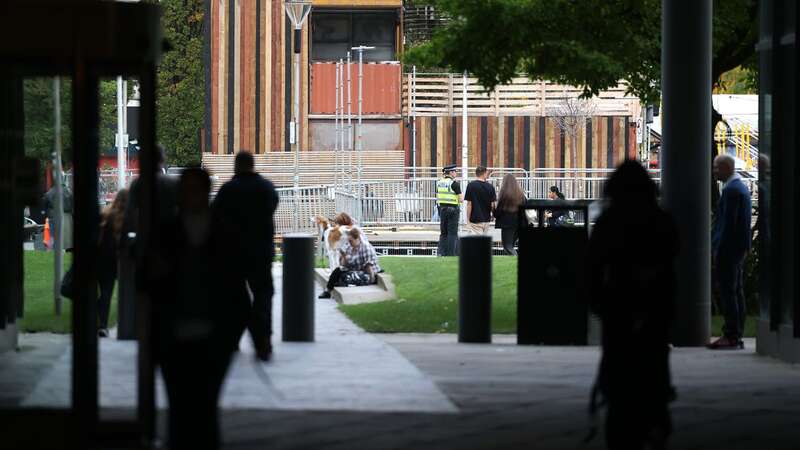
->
[[314, 268, 396, 305]]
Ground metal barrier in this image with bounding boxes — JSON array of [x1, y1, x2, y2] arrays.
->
[[272, 170, 760, 234], [275, 185, 337, 234]]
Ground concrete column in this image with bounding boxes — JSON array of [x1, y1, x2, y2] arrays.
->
[[661, 0, 712, 346]]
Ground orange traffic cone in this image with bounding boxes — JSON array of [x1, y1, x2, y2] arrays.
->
[[43, 218, 51, 249]]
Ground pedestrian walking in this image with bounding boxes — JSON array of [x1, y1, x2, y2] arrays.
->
[[494, 174, 526, 255], [464, 166, 496, 235], [212, 151, 279, 361], [158, 168, 232, 450], [96, 188, 128, 337], [587, 160, 678, 450], [708, 154, 752, 350], [436, 164, 462, 256], [42, 179, 74, 250]]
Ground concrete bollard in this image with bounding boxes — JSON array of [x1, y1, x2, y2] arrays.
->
[[282, 234, 315, 342], [458, 235, 492, 343]]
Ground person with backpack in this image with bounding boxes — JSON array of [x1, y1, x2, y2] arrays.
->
[[545, 185, 568, 227], [318, 227, 381, 299]]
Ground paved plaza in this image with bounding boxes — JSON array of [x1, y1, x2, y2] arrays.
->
[[2, 264, 800, 449]]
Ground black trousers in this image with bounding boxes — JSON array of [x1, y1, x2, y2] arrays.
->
[[500, 227, 518, 256], [161, 340, 232, 450], [97, 273, 116, 329], [246, 267, 274, 349], [716, 255, 746, 339], [327, 267, 344, 291], [437, 206, 459, 256]]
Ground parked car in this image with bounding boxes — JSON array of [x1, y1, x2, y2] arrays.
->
[[23, 217, 43, 241]]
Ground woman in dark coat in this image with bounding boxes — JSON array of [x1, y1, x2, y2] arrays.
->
[[587, 160, 678, 450], [546, 185, 566, 227], [96, 188, 128, 337], [493, 174, 527, 255]]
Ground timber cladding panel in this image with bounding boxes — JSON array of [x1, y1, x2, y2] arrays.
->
[[405, 116, 634, 171], [209, 1, 403, 154]]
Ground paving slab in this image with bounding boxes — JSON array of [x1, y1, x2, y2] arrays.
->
[[17, 265, 455, 414], [314, 268, 396, 305]]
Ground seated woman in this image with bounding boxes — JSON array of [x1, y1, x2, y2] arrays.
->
[[318, 227, 381, 299]]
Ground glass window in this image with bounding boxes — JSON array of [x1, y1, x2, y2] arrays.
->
[[312, 11, 397, 62]]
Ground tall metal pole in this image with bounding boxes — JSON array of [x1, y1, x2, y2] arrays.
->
[[661, 0, 712, 346], [346, 51, 353, 193], [334, 61, 340, 191], [53, 77, 64, 315], [357, 49, 364, 223], [461, 71, 469, 224], [411, 66, 417, 183], [351, 46, 374, 224], [284, 2, 312, 231], [339, 59, 345, 189], [116, 76, 127, 190], [293, 29, 301, 230]]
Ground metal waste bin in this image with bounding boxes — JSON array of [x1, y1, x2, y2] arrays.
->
[[517, 199, 591, 345]]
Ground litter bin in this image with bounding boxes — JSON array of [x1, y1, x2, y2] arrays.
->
[[517, 199, 591, 345]]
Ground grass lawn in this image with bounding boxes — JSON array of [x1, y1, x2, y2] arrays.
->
[[341, 256, 518, 333], [340, 256, 757, 337], [21, 251, 117, 333]]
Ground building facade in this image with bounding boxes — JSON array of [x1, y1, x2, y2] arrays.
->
[[205, 0, 639, 172]]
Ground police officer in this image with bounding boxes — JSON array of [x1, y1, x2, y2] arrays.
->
[[436, 164, 462, 256]]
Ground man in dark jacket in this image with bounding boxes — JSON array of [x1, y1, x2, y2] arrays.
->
[[709, 154, 752, 350], [212, 151, 279, 361]]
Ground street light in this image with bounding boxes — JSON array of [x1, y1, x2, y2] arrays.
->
[[284, 0, 311, 230], [351, 45, 373, 224]]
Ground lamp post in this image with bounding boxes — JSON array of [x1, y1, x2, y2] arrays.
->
[[351, 45, 373, 223], [284, 0, 311, 230]]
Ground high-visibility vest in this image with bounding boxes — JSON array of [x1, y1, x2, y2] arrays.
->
[[436, 177, 459, 205]]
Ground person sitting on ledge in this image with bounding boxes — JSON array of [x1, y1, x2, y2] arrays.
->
[[318, 227, 381, 299]]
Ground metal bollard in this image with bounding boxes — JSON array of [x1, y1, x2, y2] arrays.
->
[[458, 235, 492, 343], [282, 234, 315, 342]]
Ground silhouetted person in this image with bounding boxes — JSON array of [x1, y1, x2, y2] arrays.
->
[[42, 179, 74, 249], [587, 160, 678, 450], [493, 174, 526, 255], [212, 151, 279, 361], [120, 145, 178, 339], [158, 168, 230, 450], [708, 154, 752, 349], [96, 188, 128, 337]]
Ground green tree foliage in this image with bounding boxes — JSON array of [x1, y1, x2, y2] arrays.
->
[[23, 78, 72, 164], [715, 66, 758, 94], [22, 0, 205, 169], [406, 0, 758, 103], [157, 0, 205, 167], [23, 78, 116, 169]]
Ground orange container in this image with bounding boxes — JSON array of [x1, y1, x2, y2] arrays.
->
[[310, 62, 401, 115]]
